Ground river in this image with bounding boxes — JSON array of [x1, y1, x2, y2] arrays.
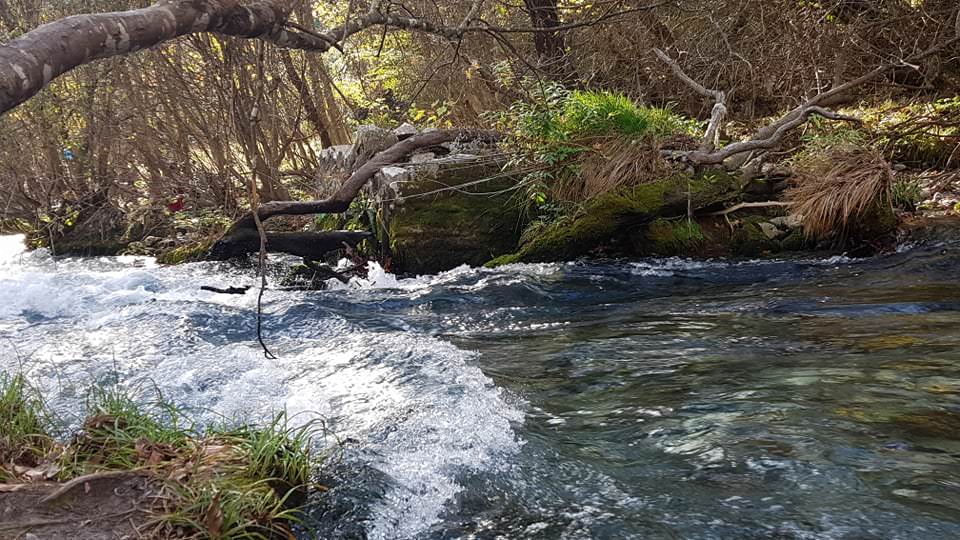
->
[[1, 234, 959, 539]]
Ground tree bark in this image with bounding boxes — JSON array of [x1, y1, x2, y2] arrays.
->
[[225, 128, 501, 233], [0, 0, 332, 114], [523, 0, 576, 81]]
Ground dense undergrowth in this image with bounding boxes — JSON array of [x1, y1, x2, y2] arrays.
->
[[488, 87, 696, 239], [0, 371, 326, 539]]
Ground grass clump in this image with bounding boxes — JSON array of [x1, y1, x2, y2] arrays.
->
[[560, 90, 690, 140], [785, 144, 893, 240], [0, 373, 53, 479], [891, 177, 924, 211], [1, 373, 326, 539]]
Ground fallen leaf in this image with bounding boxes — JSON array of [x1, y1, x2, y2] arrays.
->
[[203, 491, 223, 537]]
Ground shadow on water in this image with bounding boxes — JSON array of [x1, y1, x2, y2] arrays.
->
[[2, 235, 960, 539]]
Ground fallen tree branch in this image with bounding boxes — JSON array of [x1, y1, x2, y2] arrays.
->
[[686, 107, 861, 166], [656, 32, 960, 167], [653, 48, 726, 153], [200, 285, 252, 294], [224, 128, 501, 234], [707, 201, 793, 216]]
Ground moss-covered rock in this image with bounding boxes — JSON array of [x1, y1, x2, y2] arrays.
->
[[487, 172, 739, 265], [731, 216, 781, 256], [382, 157, 525, 274], [848, 200, 898, 247], [156, 240, 213, 265], [779, 228, 811, 251], [647, 218, 706, 255]]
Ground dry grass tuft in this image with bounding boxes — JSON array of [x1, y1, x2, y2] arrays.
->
[[785, 146, 893, 239], [568, 137, 675, 201]]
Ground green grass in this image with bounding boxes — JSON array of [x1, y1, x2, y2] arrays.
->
[[1, 372, 325, 539], [0, 372, 53, 478], [561, 90, 689, 140], [891, 177, 924, 211]]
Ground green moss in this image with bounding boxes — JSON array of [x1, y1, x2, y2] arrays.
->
[[156, 240, 213, 265], [647, 218, 705, 255], [388, 170, 524, 274], [490, 172, 739, 264], [731, 216, 780, 256], [779, 229, 809, 251]]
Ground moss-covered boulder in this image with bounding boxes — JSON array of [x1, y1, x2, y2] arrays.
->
[[731, 216, 782, 256], [488, 172, 739, 265], [156, 240, 213, 265], [377, 156, 525, 274], [646, 218, 706, 255]]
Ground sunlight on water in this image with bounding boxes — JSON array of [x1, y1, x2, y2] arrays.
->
[[2, 235, 960, 539]]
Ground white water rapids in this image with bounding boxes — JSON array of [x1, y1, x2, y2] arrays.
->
[[0, 234, 524, 539]]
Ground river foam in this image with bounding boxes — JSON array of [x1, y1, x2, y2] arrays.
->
[[0, 235, 523, 539]]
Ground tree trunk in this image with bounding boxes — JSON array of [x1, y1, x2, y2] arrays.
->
[[523, 0, 576, 82], [280, 51, 333, 148]]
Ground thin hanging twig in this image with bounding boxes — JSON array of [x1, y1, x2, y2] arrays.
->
[[249, 43, 276, 360]]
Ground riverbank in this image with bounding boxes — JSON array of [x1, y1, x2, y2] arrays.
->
[[0, 372, 321, 539]]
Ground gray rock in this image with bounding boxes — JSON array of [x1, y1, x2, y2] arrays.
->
[[393, 122, 418, 138], [408, 152, 440, 178], [410, 152, 436, 163], [351, 125, 399, 169], [143, 235, 162, 247], [769, 214, 804, 229], [759, 222, 782, 240], [379, 166, 410, 182], [318, 144, 354, 173], [376, 166, 411, 194]]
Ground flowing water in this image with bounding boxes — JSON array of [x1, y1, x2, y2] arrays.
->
[[2, 234, 960, 539]]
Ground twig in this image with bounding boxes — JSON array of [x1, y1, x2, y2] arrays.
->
[[200, 285, 251, 295], [707, 201, 793, 216], [39, 470, 142, 505], [250, 47, 277, 361]]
